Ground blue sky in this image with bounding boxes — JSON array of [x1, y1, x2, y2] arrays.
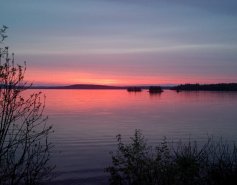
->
[[1, 0, 237, 85]]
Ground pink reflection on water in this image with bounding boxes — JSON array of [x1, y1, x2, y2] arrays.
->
[[23, 89, 237, 114]]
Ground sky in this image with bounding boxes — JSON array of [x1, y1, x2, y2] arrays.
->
[[1, 0, 237, 86]]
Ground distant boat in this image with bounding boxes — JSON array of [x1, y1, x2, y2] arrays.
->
[[127, 87, 142, 92], [149, 86, 163, 94]]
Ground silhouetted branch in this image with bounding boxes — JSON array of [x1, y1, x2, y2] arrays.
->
[[0, 26, 53, 185]]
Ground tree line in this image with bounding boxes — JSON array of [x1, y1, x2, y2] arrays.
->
[[172, 83, 237, 91]]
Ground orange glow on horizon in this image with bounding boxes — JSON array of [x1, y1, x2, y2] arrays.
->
[[25, 67, 237, 86]]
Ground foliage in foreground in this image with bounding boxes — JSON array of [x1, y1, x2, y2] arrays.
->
[[0, 26, 53, 185], [106, 130, 237, 185]]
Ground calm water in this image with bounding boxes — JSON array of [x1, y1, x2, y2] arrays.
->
[[36, 89, 237, 185]]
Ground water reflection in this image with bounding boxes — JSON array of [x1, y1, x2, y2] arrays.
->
[[149, 91, 162, 98], [23, 90, 237, 185]]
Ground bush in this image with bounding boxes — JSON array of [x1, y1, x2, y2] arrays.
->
[[106, 130, 237, 185]]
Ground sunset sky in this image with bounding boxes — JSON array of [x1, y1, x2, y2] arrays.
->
[[1, 0, 237, 85]]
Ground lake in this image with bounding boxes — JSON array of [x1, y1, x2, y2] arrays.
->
[[37, 89, 237, 185]]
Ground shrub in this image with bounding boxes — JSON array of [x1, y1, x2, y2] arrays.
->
[[106, 130, 237, 185]]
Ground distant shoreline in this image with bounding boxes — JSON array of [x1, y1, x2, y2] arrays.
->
[[30, 84, 124, 90], [29, 83, 237, 91], [171, 83, 237, 92]]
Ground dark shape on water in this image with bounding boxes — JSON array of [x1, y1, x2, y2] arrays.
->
[[127, 86, 142, 92], [149, 86, 163, 94]]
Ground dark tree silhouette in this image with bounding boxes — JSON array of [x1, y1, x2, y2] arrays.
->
[[0, 26, 53, 185]]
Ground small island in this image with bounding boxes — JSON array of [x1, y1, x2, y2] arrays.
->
[[127, 87, 142, 92], [148, 86, 163, 94]]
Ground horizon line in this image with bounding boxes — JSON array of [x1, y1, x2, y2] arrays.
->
[[31, 82, 237, 87]]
